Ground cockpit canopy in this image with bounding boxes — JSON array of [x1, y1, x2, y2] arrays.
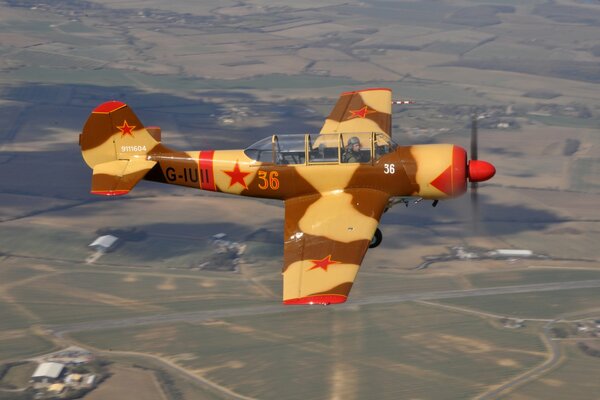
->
[[244, 132, 397, 165]]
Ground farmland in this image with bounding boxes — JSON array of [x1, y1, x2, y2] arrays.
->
[[1, 0, 600, 398]]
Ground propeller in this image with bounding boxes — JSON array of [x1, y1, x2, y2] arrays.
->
[[470, 115, 480, 231], [467, 114, 495, 232]]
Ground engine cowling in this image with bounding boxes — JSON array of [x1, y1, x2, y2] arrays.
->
[[408, 145, 495, 199]]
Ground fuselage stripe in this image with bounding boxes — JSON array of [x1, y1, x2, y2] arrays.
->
[[452, 145, 467, 196], [199, 150, 216, 191]]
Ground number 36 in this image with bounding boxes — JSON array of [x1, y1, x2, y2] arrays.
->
[[383, 163, 395, 174], [258, 170, 280, 190]]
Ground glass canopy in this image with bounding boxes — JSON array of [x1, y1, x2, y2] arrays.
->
[[244, 132, 397, 165]]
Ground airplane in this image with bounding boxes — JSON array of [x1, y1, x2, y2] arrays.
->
[[79, 88, 495, 305]]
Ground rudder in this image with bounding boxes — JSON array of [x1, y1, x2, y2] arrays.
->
[[80, 101, 159, 196], [80, 101, 159, 168]]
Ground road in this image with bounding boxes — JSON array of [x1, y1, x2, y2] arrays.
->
[[477, 320, 561, 399], [49, 279, 600, 335], [90, 348, 257, 400]]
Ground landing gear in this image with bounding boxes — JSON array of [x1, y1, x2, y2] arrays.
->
[[369, 228, 382, 248]]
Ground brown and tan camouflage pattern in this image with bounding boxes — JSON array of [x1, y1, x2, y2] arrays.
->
[[80, 89, 473, 305], [283, 189, 389, 303], [320, 88, 392, 136], [91, 159, 157, 195]]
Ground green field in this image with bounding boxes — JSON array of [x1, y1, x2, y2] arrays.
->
[[8, 269, 273, 325], [0, 362, 36, 389], [466, 269, 600, 289], [570, 158, 600, 193], [0, 265, 42, 287], [353, 271, 466, 298], [0, 224, 91, 261], [528, 114, 600, 129], [440, 288, 600, 319], [0, 300, 33, 331], [100, 354, 223, 400], [1, 219, 275, 270], [2, 64, 361, 92], [0, 334, 55, 361], [1, 0, 599, 398], [513, 343, 600, 399], [72, 302, 546, 399]]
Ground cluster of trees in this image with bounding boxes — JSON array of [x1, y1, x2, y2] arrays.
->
[[578, 342, 600, 358], [133, 364, 184, 400]]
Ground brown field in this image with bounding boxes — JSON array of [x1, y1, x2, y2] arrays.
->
[[1, 0, 599, 398], [84, 365, 166, 400], [0, 362, 37, 389]]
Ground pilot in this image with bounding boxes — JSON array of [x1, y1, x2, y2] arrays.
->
[[343, 136, 363, 163]]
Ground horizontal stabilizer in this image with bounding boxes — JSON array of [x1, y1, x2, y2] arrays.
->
[[91, 159, 156, 196]]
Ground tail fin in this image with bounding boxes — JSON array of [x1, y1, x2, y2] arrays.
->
[[79, 101, 159, 196]]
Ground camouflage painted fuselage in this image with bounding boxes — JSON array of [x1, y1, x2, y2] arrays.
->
[[142, 144, 466, 201]]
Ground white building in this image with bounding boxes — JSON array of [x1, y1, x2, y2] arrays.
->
[[31, 362, 65, 383], [85, 375, 96, 386], [89, 235, 118, 253], [489, 249, 534, 257]]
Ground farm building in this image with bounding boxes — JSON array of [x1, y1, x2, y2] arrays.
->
[[89, 235, 118, 253], [488, 249, 534, 258], [47, 383, 65, 394], [85, 375, 96, 386], [31, 362, 65, 383], [65, 373, 82, 384]]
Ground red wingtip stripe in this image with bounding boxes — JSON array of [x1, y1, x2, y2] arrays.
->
[[283, 294, 347, 305], [91, 190, 129, 196], [341, 87, 391, 96], [93, 101, 127, 114]]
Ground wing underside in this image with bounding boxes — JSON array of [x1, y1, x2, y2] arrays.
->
[[282, 188, 390, 305]]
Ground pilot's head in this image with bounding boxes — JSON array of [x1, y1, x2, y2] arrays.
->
[[348, 136, 360, 151]]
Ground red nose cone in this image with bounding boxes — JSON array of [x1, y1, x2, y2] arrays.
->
[[468, 160, 496, 182]]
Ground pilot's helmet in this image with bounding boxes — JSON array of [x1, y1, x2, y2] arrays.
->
[[348, 136, 360, 147]]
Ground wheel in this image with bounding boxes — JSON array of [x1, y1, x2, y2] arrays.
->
[[369, 228, 382, 248]]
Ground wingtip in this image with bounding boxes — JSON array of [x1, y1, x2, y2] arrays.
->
[[341, 87, 391, 96], [283, 294, 347, 305], [91, 190, 129, 196], [93, 101, 127, 114]]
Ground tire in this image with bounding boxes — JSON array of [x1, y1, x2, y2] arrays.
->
[[369, 228, 382, 248]]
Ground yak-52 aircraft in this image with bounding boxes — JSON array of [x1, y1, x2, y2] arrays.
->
[[79, 88, 495, 305]]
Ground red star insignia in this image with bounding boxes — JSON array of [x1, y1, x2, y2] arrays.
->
[[224, 161, 250, 189], [308, 255, 341, 272], [117, 120, 136, 138], [348, 106, 376, 119]]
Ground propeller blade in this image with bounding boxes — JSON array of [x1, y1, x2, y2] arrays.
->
[[471, 115, 480, 232], [471, 114, 478, 161], [471, 181, 479, 232]]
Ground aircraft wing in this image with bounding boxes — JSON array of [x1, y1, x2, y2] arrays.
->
[[320, 88, 392, 136], [282, 188, 390, 305], [91, 159, 157, 195]]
